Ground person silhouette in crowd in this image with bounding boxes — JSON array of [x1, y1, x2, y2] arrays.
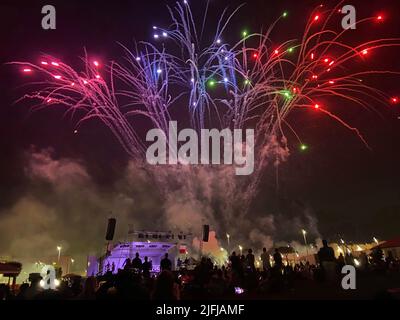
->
[[132, 252, 143, 271], [153, 270, 179, 300], [318, 240, 335, 263], [160, 253, 172, 271], [246, 248, 256, 272], [123, 258, 131, 270], [229, 251, 241, 274], [273, 248, 283, 268], [317, 240, 336, 282], [142, 256, 152, 277], [260, 247, 271, 272]]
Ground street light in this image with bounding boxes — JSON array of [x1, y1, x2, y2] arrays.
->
[[226, 234, 230, 253], [238, 245, 243, 255], [301, 229, 308, 256], [57, 246, 62, 263]]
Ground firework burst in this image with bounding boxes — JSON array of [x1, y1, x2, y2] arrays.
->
[[11, 1, 400, 240]]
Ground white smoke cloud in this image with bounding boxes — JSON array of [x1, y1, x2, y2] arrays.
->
[[0, 147, 321, 275]]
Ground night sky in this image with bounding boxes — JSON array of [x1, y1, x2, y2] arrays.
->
[[0, 0, 400, 259]]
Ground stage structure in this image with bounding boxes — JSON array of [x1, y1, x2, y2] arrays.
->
[[88, 230, 193, 276]]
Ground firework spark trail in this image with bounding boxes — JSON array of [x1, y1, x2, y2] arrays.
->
[[11, 1, 400, 242]]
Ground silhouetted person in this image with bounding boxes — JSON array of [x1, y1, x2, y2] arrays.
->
[[132, 252, 143, 270], [372, 248, 384, 265], [142, 256, 152, 277], [246, 248, 256, 272], [273, 248, 283, 268], [77, 277, 96, 300], [16, 283, 29, 300], [260, 247, 271, 272], [317, 240, 335, 263], [160, 253, 172, 271], [123, 258, 131, 270], [230, 251, 240, 273], [337, 253, 345, 272], [153, 270, 178, 300], [318, 240, 336, 282]]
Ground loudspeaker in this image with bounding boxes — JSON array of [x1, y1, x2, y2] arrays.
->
[[202, 225, 209, 242], [105, 218, 116, 241]]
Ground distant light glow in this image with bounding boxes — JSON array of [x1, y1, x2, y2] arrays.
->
[[300, 144, 308, 151], [154, 34, 159, 39], [54, 75, 61, 79], [51, 62, 59, 66], [314, 104, 320, 109], [135, 57, 141, 61], [93, 61, 99, 67], [162, 32, 168, 37], [391, 97, 398, 104], [362, 49, 368, 55], [311, 53, 314, 60], [156, 68, 162, 74], [282, 11, 288, 18], [96, 75, 101, 79], [314, 15, 320, 21], [274, 49, 279, 54], [41, 61, 48, 65], [281, 90, 293, 100], [208, 79, 216, 87], [23, 68, 32, 73], [216, 38, 221, 44], [242, 30, 248, 37]]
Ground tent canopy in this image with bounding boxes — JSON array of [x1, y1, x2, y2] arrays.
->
[[374, 236, 400, 249]]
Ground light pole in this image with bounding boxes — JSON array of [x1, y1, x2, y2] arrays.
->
[[57, 246, 62, 263], [301, 229, 308, 256], [226, 234, 230, 253]]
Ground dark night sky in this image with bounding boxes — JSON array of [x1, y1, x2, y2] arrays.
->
[[0, 0, 399, 246]]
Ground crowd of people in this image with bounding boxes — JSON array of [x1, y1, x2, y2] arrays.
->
[[1, 240, 399, 300]]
